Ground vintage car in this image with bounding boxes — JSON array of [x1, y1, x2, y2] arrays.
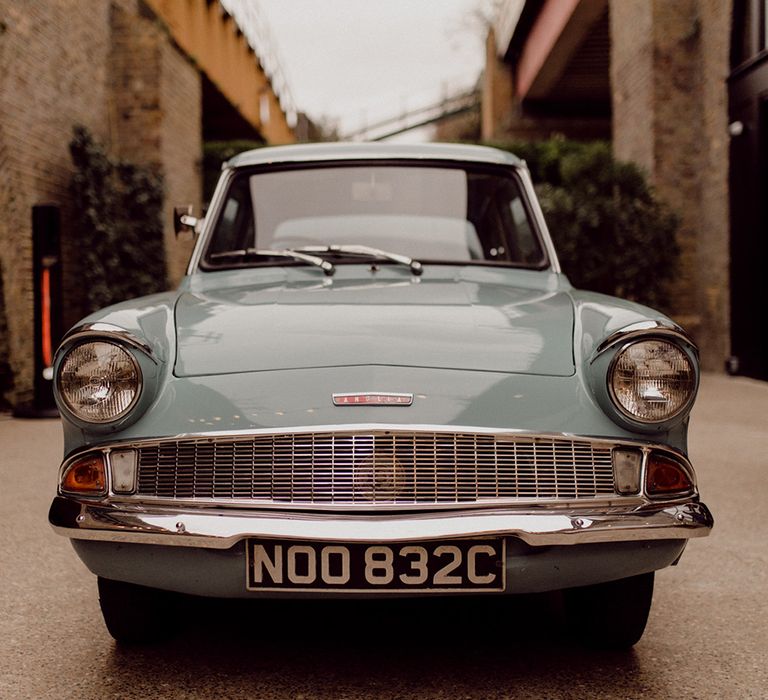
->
[[49, 143, 713, 647]]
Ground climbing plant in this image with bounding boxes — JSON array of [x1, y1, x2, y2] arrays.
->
[[69, 126, 167, 313]]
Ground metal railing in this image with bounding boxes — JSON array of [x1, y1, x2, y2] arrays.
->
[[219, 0, 298, 127]]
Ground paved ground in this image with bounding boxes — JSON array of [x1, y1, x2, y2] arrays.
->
[[0, 373, 766, 699]]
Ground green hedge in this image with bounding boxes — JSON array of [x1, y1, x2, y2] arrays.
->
[[69, 126, 167, 314], [203, 140, 264, 202], [489, 140, 679, 310]]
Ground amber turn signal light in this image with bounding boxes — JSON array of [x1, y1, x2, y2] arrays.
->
[[62, 454, 107, 495], [645, 452, 693, 496]]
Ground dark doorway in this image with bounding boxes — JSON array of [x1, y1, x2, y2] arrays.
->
[[728, 1, 768, 380], [728, 86, 768, 379]]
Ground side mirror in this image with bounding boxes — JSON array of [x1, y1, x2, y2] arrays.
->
[[173, 205, 203, 237]]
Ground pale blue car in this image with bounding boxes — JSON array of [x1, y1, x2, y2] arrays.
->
[[49, 143, 713, 647]]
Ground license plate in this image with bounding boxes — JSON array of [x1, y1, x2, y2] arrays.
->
[[245, 538, 505, 593]]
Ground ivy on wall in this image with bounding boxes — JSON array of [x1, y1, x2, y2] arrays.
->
[[489, 139, 679, 311], [69, 126, 167, 314]]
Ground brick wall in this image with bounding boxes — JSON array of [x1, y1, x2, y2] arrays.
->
[[0, 0, 112, 405], [482, 29, 515, 141], [696, 0, 731, 370], [0, 0, 202, 406], [109, 1, 201, 286], [158, 35, 201, 284], [610, 0, 655, 173], [610, 0, 731, 371], [108, 2, 163, 165], [647, 0, 702, 325]]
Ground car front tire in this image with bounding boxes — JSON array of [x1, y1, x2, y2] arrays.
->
[[98, 577, 179, 644], [563, 571, 654, 649]]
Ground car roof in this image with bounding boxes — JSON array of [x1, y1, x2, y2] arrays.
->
[[225, 142, 525, 170]]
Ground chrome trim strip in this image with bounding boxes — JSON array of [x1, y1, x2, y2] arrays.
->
[[61, 424, 693, 455], [594, 320, 698, 358], [60, 323, 157, 363], [518, 166, 561, 274], [187, 167, 235, 275], [110, 494, 650, 513], [49, 498, 713, 548]]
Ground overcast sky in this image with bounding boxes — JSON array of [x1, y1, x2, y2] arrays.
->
[[256, 0, 491, 141]]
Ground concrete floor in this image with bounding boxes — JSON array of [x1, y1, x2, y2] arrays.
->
[[0, 373, 766, 699]]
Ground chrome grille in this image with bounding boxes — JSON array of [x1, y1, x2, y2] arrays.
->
[[134, 431, 616, 506]]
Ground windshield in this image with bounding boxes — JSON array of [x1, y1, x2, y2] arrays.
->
[[202, 163, 547, 269]]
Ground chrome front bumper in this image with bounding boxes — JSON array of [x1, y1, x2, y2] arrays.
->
[[49, 497, 713, 549]]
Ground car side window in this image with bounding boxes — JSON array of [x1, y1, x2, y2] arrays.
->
[[508, 195, 539, 263], [208, 177, 254, 255]]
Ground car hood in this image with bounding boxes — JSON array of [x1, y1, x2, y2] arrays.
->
[[174, 271, 575, 377]]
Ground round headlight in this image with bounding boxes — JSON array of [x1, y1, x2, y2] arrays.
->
[[58, 341, 142, 423], [609, 339, 696, 423]]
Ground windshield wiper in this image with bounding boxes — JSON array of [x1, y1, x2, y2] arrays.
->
[[296, 245, 423, 276], [209, 248, 335, 276]]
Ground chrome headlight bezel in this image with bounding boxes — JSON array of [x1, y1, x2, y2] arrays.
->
[[589, 327, 699, 433], [607, 339, 698, 425], [56, 340, 143, 424], [53, 326, 160, 432]]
